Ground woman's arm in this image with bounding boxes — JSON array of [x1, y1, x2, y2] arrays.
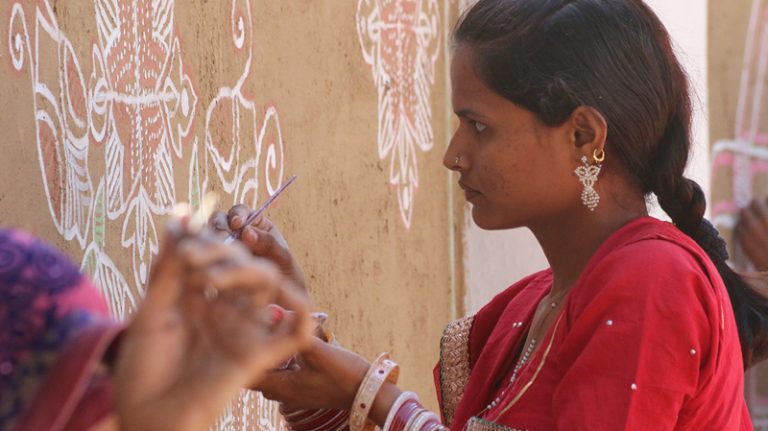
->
[[255, 339, 447, 431], [213, 206, 449, 431]]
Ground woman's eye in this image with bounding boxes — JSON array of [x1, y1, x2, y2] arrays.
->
[[473, 121, 487, 133]]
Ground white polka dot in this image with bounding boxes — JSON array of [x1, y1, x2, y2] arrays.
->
[[631, 383, 637, 391], [606, 320, 613, 326], [690, 349, 697, 356]]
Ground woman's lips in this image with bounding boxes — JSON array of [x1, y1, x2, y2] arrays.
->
[[459, 181, 481, 201]]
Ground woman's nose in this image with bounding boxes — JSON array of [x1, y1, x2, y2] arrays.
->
[[443, 134, 465, 171]]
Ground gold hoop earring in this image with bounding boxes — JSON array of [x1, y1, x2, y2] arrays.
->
[[593, 148, 606, 163]]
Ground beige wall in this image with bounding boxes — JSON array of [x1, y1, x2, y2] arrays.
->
[[0, 0, 462, 428]]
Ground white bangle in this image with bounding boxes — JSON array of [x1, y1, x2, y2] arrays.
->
[[409, 411, 441, 431], [403, 408, 427, 431], [383, 391, 420, 431], [349, 353, 400, 431]]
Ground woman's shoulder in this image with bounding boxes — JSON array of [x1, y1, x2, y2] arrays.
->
[[571, 218, 725, 314], [604, 221, 714, 278]]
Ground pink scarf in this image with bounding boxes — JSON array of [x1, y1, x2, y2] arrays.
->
[[0, 229, 122, 430]]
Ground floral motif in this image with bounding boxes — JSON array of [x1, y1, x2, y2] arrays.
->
[[9, 0, 286, 429], [356, 0, 441, 228]]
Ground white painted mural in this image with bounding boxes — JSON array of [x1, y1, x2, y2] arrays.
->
[[8, 0, 286, 429], [356, 0, 441, 228]]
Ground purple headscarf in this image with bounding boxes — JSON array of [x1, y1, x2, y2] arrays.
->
[[0, 229, 121, 430]]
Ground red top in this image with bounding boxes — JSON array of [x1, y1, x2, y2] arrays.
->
[[444, 217, 752, 430]]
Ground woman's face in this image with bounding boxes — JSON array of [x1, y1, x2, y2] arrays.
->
[[444, 46, 583, 230]]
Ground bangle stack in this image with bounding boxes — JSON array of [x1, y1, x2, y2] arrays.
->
[[349, 353, 400, 431], [280, 406, 350, 431], [280, 351, 446, 431], [381, 391, 444, 431]]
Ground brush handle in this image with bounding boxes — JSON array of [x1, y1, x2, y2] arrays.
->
[[224, 175, 297, 244]]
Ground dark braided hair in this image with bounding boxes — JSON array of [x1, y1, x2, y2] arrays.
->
[[455, 0, 768, 368]]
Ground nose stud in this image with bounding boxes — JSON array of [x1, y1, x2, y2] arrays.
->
[[453, 155, 462, 168]]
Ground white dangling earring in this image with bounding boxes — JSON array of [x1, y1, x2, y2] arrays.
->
[[575, 149, 604, 211]]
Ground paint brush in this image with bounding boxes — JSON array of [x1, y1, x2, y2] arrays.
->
[[224, 175, 297, 244]]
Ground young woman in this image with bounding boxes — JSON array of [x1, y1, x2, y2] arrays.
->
[[214, 0, 768, 429], [0, 224, 312, 431]]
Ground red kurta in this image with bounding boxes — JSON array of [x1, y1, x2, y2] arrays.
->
[[436, 217, 753, 431]]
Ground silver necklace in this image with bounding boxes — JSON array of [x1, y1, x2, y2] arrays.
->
[[480, 294, 565, 415]]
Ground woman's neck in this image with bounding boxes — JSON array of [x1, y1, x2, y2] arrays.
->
[[530, 206, 648, 296]]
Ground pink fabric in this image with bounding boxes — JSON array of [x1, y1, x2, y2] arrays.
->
[[15, 322, 123, 431], [0, 229, 122, 430]]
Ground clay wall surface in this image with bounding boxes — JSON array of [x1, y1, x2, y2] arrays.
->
[[0, 0, 466, 428]]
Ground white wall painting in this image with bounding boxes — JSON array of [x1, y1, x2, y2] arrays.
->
[[356, 0, 441, 228], [9, 0, 286, 429]]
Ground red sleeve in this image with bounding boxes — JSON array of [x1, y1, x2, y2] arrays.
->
[[551, 240, 718, 430]]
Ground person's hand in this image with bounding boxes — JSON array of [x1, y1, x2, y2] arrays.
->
[[736, 199, 768, 271], [114, 222, 314, 431], [254, 338, 371, 411], [209, 205, 307, 292]]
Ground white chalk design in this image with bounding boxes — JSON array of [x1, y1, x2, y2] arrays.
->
[[8, 0, 198, 310], [200, 0, 285, 210], [356, 0, 441, 228], [9, 0, 286, 429]]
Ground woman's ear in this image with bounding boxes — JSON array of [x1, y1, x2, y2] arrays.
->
[[570, 106, 608, 152]]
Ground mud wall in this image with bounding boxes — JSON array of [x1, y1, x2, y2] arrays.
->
[[0, 0, 465, 428]]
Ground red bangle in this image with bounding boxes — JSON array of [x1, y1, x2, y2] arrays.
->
[[421, 419, 445, 431], [390, 400, 421, 431], [284, 409, 326, 423], [410, 410, 442, 431]]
